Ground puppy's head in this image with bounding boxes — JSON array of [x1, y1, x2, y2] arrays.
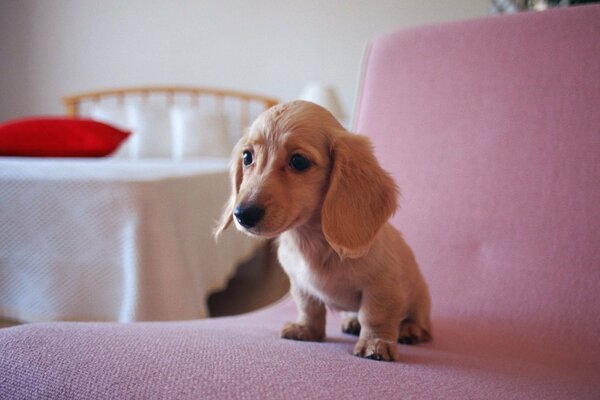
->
[[216, 100, 398, 259]]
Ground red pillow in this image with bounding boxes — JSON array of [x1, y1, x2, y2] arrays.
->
[[0, 117, 130, 157]]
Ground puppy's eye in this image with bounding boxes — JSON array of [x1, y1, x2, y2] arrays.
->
[[289, 154, 311, 171], [242, 150, 253, 166]]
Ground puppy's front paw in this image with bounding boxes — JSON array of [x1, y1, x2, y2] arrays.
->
[[353, 338, 399, 362], [280, 322, 324, 342]]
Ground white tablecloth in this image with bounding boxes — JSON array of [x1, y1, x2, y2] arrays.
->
[[0, 157, 261, 322]]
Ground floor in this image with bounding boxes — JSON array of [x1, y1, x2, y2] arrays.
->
[[0, 318, 20, 329], [0, 242, 289, 328], [208, 241, 290, 317]]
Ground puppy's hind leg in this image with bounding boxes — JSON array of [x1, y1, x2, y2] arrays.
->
[[398, 290, 432, 345], [341, 312, 361, 336], [398, 319, 431, 344]]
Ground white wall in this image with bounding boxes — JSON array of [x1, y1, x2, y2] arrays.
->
[[0, 0, 489, 124]]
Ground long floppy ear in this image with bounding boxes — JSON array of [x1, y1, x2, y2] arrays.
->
[[322, 133, 398, 259], [214, 138, 244, 239]]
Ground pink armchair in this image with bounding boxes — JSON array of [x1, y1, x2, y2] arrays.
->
[[1, 5, 599, 399]]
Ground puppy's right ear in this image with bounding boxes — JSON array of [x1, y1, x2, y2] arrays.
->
[[322, 133, 398, 259], [214, 138, 244, 239]]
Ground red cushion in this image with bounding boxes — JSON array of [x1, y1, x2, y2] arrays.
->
[[0, 117, 130, 157]]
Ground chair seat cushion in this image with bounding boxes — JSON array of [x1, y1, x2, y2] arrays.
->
[[1, 297, 597, 399]]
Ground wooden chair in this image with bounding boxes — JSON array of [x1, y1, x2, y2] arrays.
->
[[62, 85, 278, 137]]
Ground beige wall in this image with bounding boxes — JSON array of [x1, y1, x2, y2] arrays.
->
[[0, 0, 488, 123]]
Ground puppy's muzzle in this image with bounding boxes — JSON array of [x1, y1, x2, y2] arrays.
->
[[234, 204, 265, 229]]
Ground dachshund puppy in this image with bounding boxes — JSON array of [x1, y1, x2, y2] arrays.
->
[[216, 100, 431, 361]]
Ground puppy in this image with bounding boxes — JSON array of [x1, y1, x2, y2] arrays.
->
[[216, 100, 431, 361]]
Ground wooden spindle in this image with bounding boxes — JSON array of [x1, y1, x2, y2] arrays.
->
[[241, 99, 250, 130], [216, 95, 224, 114]]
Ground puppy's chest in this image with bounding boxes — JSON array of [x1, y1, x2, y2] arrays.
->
[[277, 238, 361, 311]]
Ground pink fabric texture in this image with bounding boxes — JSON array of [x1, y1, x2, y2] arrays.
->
[[1, 5, 599, 399], [356, 3, 600, 361], [1, 297, 598, 399]]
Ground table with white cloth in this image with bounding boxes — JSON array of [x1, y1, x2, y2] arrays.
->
[[0, 157, 261, 322]]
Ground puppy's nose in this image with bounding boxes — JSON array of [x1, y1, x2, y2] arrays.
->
[[234, 205, 265, 228]]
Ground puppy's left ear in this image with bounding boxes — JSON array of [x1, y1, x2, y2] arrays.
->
[[214, 138, 244, 239], [322, 133, 398, 259]]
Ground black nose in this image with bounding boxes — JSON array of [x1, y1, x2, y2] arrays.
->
[[234, 205, 265, 228]]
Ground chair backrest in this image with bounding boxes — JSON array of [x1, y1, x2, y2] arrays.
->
[[355, 5, 600, 353], [63, 86, 277, 159]]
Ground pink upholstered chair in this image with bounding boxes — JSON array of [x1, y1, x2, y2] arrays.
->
[[1, 5, 599, 399]]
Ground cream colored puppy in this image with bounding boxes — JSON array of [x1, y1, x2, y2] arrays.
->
[[216, 100, 431, 361]]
